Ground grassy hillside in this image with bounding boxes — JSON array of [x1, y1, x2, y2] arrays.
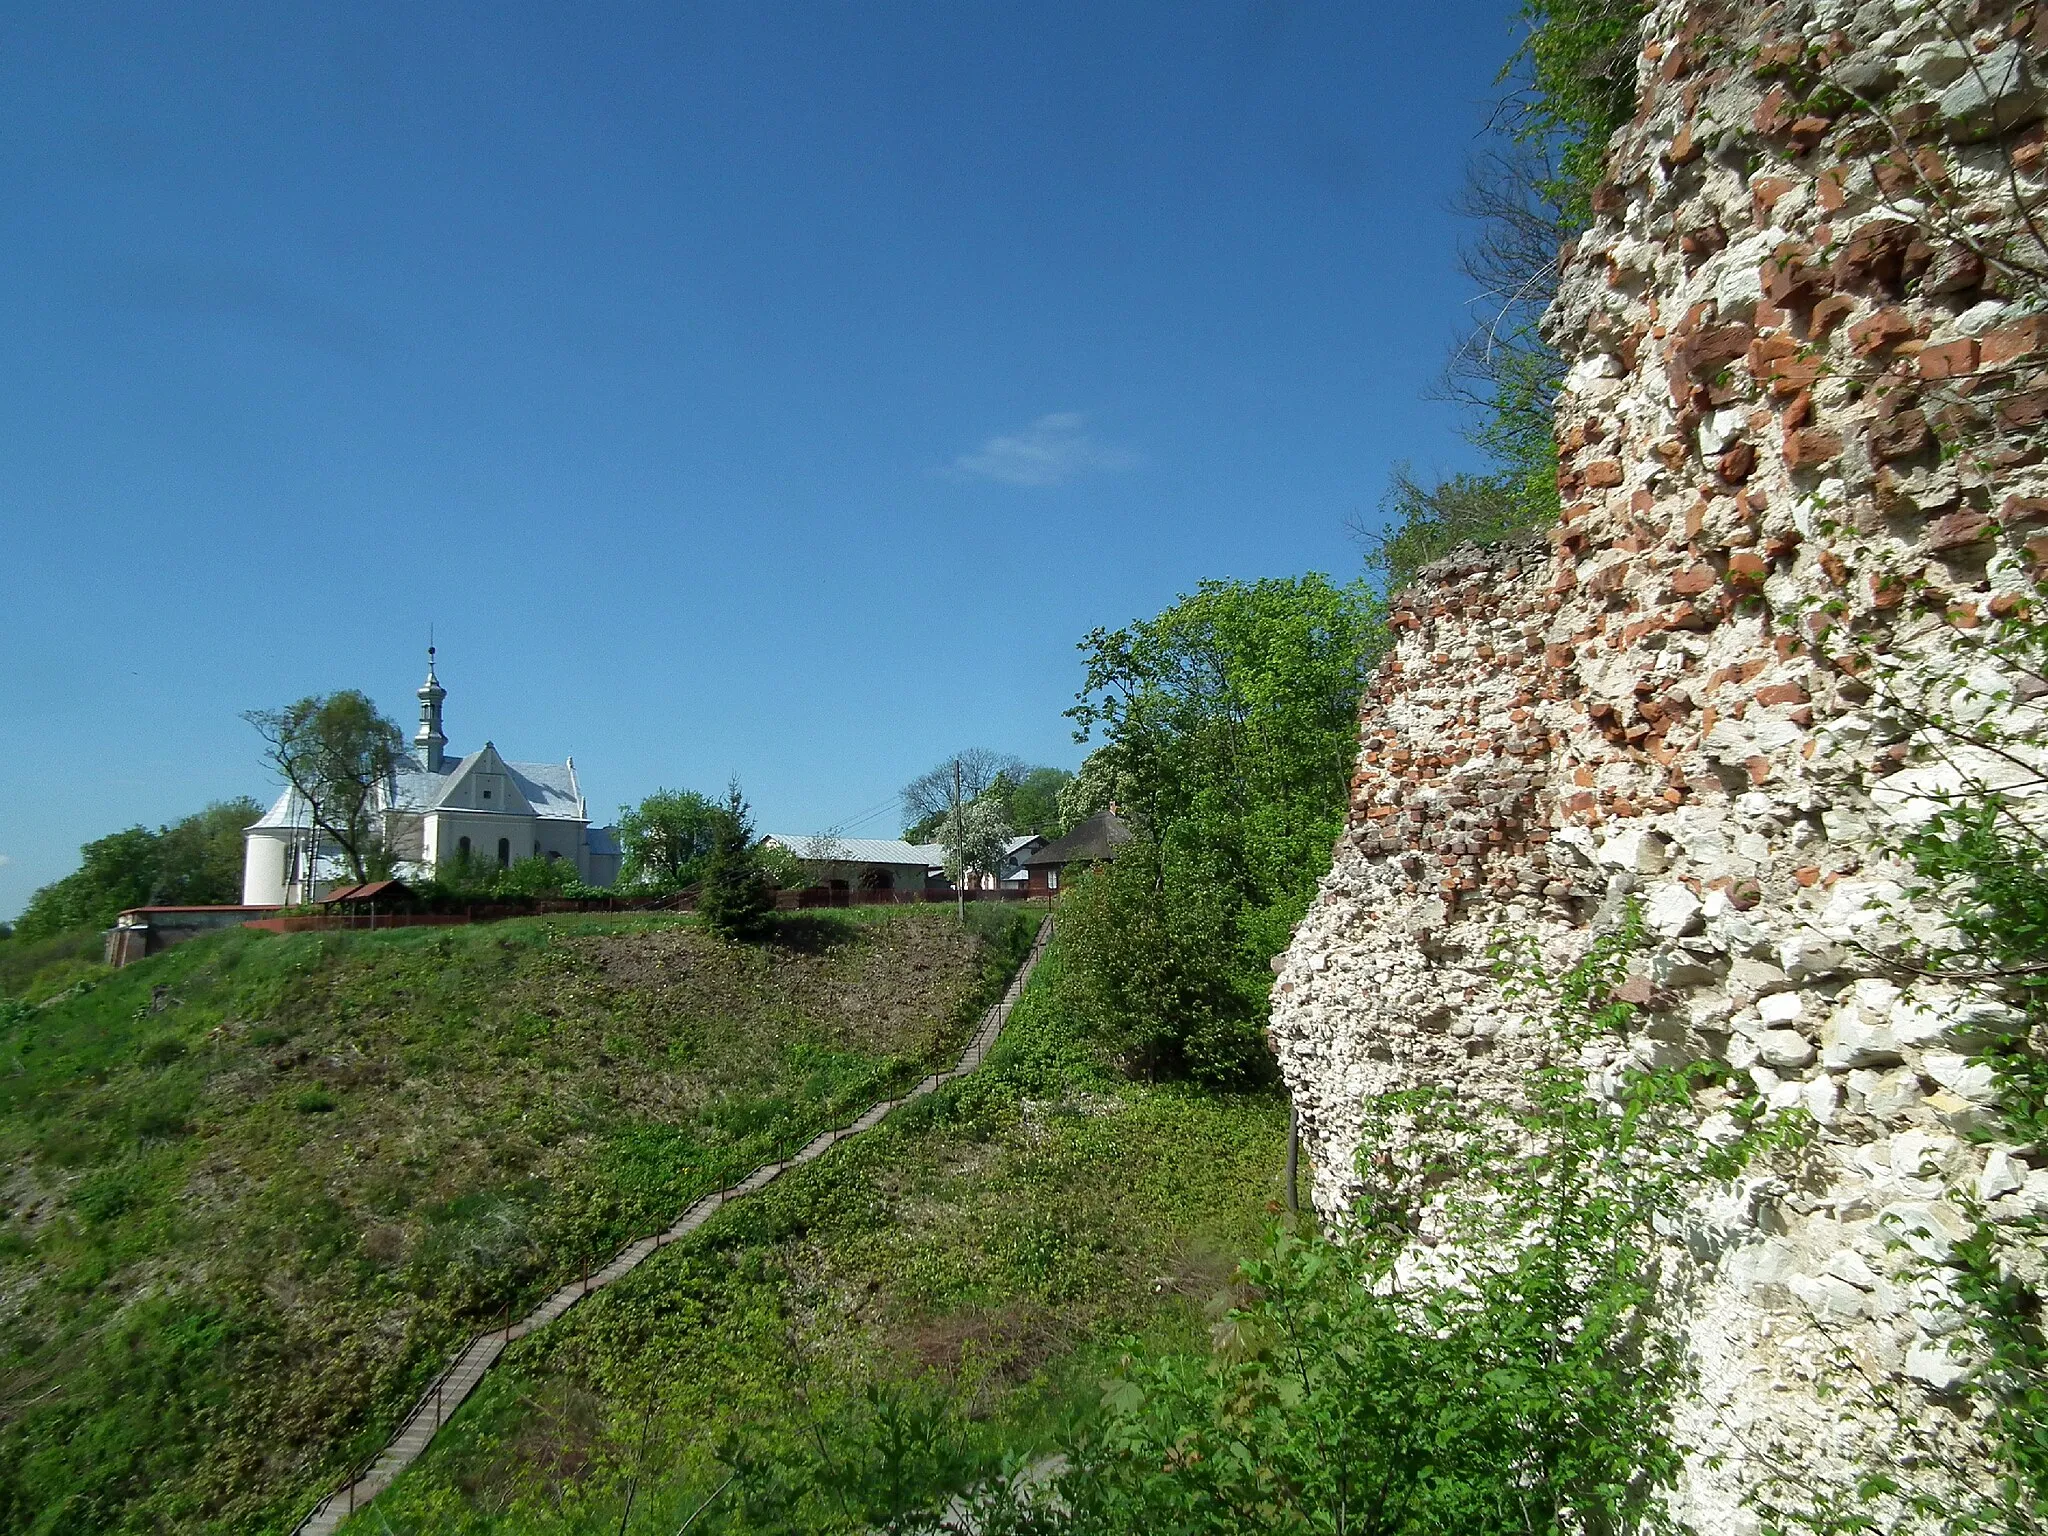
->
[[0, 905, 1037, 1536], [346, 947, 1291, 1534]]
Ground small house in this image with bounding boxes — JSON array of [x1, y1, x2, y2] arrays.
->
[[1020, 811, 1130, 895]]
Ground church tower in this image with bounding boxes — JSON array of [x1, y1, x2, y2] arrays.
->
[[415, 647, 448, 772]]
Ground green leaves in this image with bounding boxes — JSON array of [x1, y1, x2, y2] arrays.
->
[[9, 800, 263, 944], [1057, 577, 1380, 1088], [1040, 913, 1767, 1536], [1506, 1, 1650, 226], [616, 787, 725, 891], [698, 782, 777, 943], [244, 690, 408, 884]]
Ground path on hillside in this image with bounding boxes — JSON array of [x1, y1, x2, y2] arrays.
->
[[294, 916, 1053, 1536]]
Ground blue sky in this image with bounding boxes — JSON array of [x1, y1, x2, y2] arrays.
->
[[1, 1, 1522, 918]]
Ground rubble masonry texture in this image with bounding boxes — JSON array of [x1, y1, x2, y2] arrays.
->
[[1272, 1, 2048, 1527]]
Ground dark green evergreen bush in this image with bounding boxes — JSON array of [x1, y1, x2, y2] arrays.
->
[[699, 783, 777, 942]]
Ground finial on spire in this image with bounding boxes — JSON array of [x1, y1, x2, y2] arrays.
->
[[415, 636, 448, 772]]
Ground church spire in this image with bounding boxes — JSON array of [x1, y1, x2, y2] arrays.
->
[[415, 644, 448, 772]]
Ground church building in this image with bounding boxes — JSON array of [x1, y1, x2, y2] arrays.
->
[[242, 653, 622, 904]]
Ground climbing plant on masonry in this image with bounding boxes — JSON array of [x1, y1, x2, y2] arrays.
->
[[962, 905, 1801, 1536]]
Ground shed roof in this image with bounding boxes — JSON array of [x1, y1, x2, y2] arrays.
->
[[317, 879, 412, 905], [1022, 811, 1131, 867]]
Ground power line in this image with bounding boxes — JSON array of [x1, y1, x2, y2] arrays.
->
[[812, 791, 905, 839]]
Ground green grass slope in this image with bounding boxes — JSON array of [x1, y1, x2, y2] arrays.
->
[[348, 946, 1290, 1534], [0, 905, 1036, 1536]]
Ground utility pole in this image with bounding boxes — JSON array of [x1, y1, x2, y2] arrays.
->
[[953, 757, 964, 923]]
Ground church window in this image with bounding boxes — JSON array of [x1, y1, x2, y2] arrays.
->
[[533, 841, 542, 859], [497, 838, 511, 868], [458, 836, 471, 859]]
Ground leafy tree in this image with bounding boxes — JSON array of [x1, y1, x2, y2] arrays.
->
[[1053, 833, 1267, 1085], [1505, 0, 1650, 224], [1069, 575, 1382, 930], [1058, 576, 1381, 1083], [1053, 748, 1131, 835], [1353, 467, 1540, 595], [901, 756, 1067, 842], [698, 781, 776, 941], [11, 799, 264, 941], [986, 766, 1072, 836], [150, 799, 263, 906], [756, 839, 812, 890], [901, 750, 1022, 840], [616, 787, 723, 890], [419, 851, 601, 901], [243, 692, 406, 883], [12, 827, 161, 941], [936, 795, 1013, 890]]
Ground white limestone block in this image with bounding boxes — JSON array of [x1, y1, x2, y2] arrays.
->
[[1822, 1009, 1903, 1070], [1890, 1129, 1961, 1184], [1803, 1075, 1842, 1125], [1922, 1050, 1998, 1104], [1643, 882, 1704, 939], [1759, 1030, 1816, 1069], [1881, 1200, 1973, 1264], [1596, 827, 1669, 874], [1978, 1147, 2027, 1202], [1847, 1067, 1923, 1123], [1758, 992, 1804, 1026], [1905, 1339, 1973, 1391], [1790, 1271, 1868, 1322], [1826, 1249, 1880, 1291]]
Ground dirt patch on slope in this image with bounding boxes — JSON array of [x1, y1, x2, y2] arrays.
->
[[573, 910, 987, 1058]]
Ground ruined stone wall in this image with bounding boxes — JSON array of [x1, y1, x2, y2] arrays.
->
[[1272, 2, 2048, 1527]]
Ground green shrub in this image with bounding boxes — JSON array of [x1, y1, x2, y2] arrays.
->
[[1052, 837, 1267, 1087]]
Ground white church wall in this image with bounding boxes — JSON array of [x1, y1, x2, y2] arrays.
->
[[431, 812, 541, 870]]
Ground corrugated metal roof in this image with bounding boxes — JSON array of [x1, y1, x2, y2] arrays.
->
[[762, 835, 945, 867]]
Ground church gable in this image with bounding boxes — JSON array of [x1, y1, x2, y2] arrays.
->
[[430, 744, 536, 816]]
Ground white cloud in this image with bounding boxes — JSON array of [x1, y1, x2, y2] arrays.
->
[[0, 854, 11, 868], [951, 412, 1141, 487]]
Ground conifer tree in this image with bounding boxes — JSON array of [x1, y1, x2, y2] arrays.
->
[[697, 780, 775, 941]]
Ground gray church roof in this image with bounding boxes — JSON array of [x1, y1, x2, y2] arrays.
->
[[393, 751, 586, 820], [249, 751, 588, 831]]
